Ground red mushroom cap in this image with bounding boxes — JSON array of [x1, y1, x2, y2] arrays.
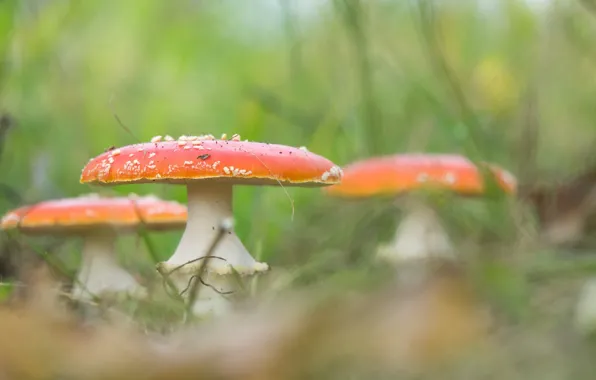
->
[[324, 153, 517, 198], [0, 193, 187, 234], [80, 135, 343, 187]]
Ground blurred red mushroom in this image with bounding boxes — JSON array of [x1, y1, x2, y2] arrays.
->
[[325, 154, 517, 268], [1, 193, 187, 300]]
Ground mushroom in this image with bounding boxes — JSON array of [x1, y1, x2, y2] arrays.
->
[[324, 154, 517, 267], [0, 193, 187, 300], [79, 134, 343, 316]]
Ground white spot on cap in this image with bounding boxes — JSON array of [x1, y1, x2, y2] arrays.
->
[[1, 213, 19, 224], [223, 167, 230, 174], [299, 146, 309, 152], [151, 135, 163, 143], [443, 172, 456, 184], [321, 165, 343, 182], [417, 173, 429, 183], [164, 135, 174, 141]]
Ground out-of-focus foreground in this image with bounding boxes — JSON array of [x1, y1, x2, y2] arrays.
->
[[2, 0, 596, 379]]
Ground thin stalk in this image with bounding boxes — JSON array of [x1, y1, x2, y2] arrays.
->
[[335, 0, 379, 155]]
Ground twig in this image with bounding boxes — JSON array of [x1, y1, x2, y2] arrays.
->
[[108, 94, 140, 143], [184, 217, 233, 318], [180, 276, 234, 296]]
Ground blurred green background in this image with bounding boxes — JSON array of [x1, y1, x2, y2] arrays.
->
[[4, 0, 596, 377], [1, 0, 596, 316]]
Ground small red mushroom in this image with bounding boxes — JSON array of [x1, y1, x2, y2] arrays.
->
[[1, 193, 187, 300]]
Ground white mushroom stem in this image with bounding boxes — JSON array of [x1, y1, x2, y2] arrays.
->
[[72, 232, 144, 300], [161, 182, 268, 317], [376, 201, 455, 283], [574, 277, 596, 336]]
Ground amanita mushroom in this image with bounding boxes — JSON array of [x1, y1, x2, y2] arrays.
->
[[79, 134, 343, 316], [324, 153, 517, 265], [0, 193, 187, 300]]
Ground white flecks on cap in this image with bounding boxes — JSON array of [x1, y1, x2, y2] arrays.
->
[[1, 213, 20, 224], [321, 165, 343, 182], [417, 173, 429, 183], [443, 172, 456, 185]]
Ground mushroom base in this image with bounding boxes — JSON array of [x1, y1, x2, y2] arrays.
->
[[162, 182, 268, 275], [376, 202, 455, 265], [574, 277, 596, 335], [161, 182, 267, 315], [72, 233, 145, 300]]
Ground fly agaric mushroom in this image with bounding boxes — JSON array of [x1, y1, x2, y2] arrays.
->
[[79, 134, 343, 316], [0, 193, 187, 300], [324, 153, 517, 265]]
